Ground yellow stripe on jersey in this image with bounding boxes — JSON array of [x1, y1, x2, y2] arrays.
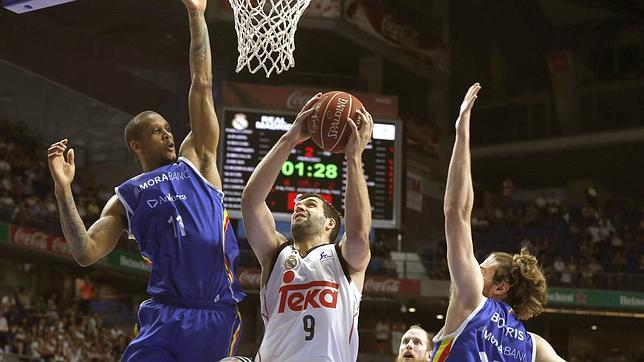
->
[[432, 336, 454, 362], [141, 255, 153, 266], [222, 209, 235, 286], [227, 309, 242, 355]]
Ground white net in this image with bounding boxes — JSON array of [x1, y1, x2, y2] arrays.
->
[[228, 0, 312, 78]]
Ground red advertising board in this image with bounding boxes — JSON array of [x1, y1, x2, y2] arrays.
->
[[222, 82, 398, 119], [10, 225, 72, 257], [237, 268, 420, 296], [344, 0, 449, 73]]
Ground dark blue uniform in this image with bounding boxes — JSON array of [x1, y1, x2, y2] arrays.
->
[[115, 157, 245, 361]]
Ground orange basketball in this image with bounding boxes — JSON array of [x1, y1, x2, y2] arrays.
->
[[307, 91, 363, 153]]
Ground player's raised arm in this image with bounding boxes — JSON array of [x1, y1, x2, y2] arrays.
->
[[48, 139, 125, 267], [338, 109, 373, 291], [179, 0, 221, 181], [240, 95, 320, 271], [444, 83, 483, 309]]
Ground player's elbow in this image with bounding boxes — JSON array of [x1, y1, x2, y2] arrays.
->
[[71, 239, 99, 267], [240, 189, 253, 206], [346, 235, 370, 249], [74, 255, 95, 268], [191, 75, 213, 88], [443, 205, 470, 220]]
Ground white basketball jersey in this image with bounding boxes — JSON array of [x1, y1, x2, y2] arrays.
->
[[256, 242, 362, 362]]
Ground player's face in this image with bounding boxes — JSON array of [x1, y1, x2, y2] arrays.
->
[[139, 114, 176, 165], [397, 329, 430, 362], [480, 256, 499, 297], [291, 197, 327, 236]]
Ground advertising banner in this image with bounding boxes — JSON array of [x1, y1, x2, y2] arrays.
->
[[10, 225, 72, 257], [222, 82, 398, 119], [238, 267, 421, 296], [344, 0, 449, 73], [548, 288, 644, 311]]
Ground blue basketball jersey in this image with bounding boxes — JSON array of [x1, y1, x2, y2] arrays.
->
[[115, 157, 245, 304], [431, 298, 535, 362]]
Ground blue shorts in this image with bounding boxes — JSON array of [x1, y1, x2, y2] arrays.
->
[[121, 296, 242, 362]]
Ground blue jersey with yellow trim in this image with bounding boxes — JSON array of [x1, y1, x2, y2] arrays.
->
[[115, 157, 245, 304], [431, 298, 535, 362]]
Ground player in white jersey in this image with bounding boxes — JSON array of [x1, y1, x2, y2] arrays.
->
[[241, 95, 374, 362]]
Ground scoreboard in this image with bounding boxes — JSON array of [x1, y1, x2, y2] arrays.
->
[[220, 108, 401, 228]]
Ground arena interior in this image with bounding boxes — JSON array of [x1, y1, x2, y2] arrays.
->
[[0, 0, 643, 361]]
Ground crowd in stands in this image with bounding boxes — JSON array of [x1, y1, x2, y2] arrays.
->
[[0, 119, 145, 256], [0, 119, 111, 234], [423, 182, 644, 291], [367, 235, 398, 277], [0, 287, 130, 361]]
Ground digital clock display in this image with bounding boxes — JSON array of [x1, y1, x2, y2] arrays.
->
[[281, 161, 339, 179], [219, 108, 401, 228]]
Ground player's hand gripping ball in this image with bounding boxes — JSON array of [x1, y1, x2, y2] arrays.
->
[[307, 91, 364, 153]]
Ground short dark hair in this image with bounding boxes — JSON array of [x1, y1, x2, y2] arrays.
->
[[124, 111, 156, 152], [295, 193, 342, 243]]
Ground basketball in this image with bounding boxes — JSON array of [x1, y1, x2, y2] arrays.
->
[[307, 91, 364, 153]]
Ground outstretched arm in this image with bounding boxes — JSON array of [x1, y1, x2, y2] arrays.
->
[[339, 109, 374, 291], [179, 0, 222, 186], [530, 333, 567, 362], [444, 83, 483, 309], [241, 96, 320, 273], [48, 140, 125, 267]]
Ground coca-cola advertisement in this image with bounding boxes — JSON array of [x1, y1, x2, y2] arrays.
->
[[237, 268, 262, 289], [223, 82, 398, 120], [11, 225, 72, 257], [344, 0, 449, 73], [237, 268, 420, 296], [363, 277, 420, 296]]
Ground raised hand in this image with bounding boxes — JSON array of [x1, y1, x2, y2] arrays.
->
[[455, 83, 481, 134], [345, 108, 373, 157], [286, 93, 322, 143], [182, 0, 207, 12], [47, 139, 76, 190]]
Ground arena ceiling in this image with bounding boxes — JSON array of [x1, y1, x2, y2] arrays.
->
[[0, 0, 642, 169]]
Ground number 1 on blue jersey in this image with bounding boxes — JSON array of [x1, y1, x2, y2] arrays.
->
[[167, 214, 186, 237]]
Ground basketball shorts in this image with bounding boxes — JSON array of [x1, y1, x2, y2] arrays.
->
[[121, 296, 242, 362]]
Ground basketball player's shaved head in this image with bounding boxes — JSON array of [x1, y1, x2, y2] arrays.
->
[[124, 110, 159, 151], [122, 111, 176, 171]]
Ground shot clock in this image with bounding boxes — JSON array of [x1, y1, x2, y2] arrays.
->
[[219, 108, 401, 228]]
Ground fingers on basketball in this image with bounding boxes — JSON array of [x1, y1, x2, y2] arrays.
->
[[303, 93, 322, 111], [307, 91, 364, 153]]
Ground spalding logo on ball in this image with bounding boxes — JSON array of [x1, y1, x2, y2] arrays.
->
[[307, 91, 364, 153]]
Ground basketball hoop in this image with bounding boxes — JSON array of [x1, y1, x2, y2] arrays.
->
[[228, 0, 312, 78]]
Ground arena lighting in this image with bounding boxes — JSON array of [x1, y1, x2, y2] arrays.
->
[[436, 314, 445, 320], [408, 307, 417, 313], [543, 307, 644, 319], [591, 325, 598, 330]]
